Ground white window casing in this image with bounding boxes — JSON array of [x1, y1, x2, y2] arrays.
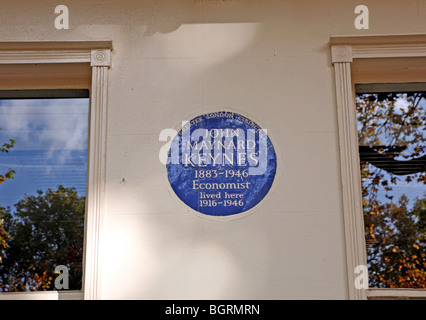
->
[[0, 41, 112, 300], [330, 34, 426, 300]]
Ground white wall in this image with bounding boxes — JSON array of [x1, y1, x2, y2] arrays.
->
[[1, 0, 425, 299]]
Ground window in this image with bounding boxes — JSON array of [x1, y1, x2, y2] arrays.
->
[[0, 42, 111, 300], [355, 84, 425, 290], [331, 35, 426, 300], [0, 91, 89, 293]]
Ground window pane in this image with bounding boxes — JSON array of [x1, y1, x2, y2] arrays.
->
[[0, 97, 89, 292], [356, 91, 426, 288]]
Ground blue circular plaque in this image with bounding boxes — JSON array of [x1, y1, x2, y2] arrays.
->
[[166, 111, 277, 217]]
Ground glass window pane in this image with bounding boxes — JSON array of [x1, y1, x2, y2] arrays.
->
[[356, 91, 426, 289], [0, 97, 89, 292]]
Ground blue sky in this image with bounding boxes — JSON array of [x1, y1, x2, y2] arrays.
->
[[0, 98, 89, 211]]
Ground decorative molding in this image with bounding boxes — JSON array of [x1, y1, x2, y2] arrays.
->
[[83, 65, 109, 300], [330, 33, 426, 46], [331, 45, 353, 63], [0, 40, 112, 51], [0, 42, 112, 66], [331, 35, 426, 61], [91, 49, 111, 67], [333, 62, 367, 300], [0, 50, 91, 64], [353, 43, 426, 59]]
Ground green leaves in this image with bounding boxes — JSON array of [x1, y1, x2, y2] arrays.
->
[[0, 139, 15, 153], [0, 169, 15, 185], [0, 131, 16, 185], [0, 218, 11, 265], [0, 186, 85, 291]]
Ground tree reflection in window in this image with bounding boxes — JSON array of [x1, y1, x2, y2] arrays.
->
[[0, 96, 88, 292], [356, 91, 426, 288]]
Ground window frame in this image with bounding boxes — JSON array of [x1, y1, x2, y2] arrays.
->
[[330, 34, 426, 300], [0, 41, 112, 300]]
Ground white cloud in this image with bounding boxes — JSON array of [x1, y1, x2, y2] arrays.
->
[[393, 96, 410, 115], [0, 98, 89, 207], [0, 98, 89, 152]]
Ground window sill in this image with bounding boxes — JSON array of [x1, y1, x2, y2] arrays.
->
[[367, 288, 426, 300], [0, 290, 83, 300]]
